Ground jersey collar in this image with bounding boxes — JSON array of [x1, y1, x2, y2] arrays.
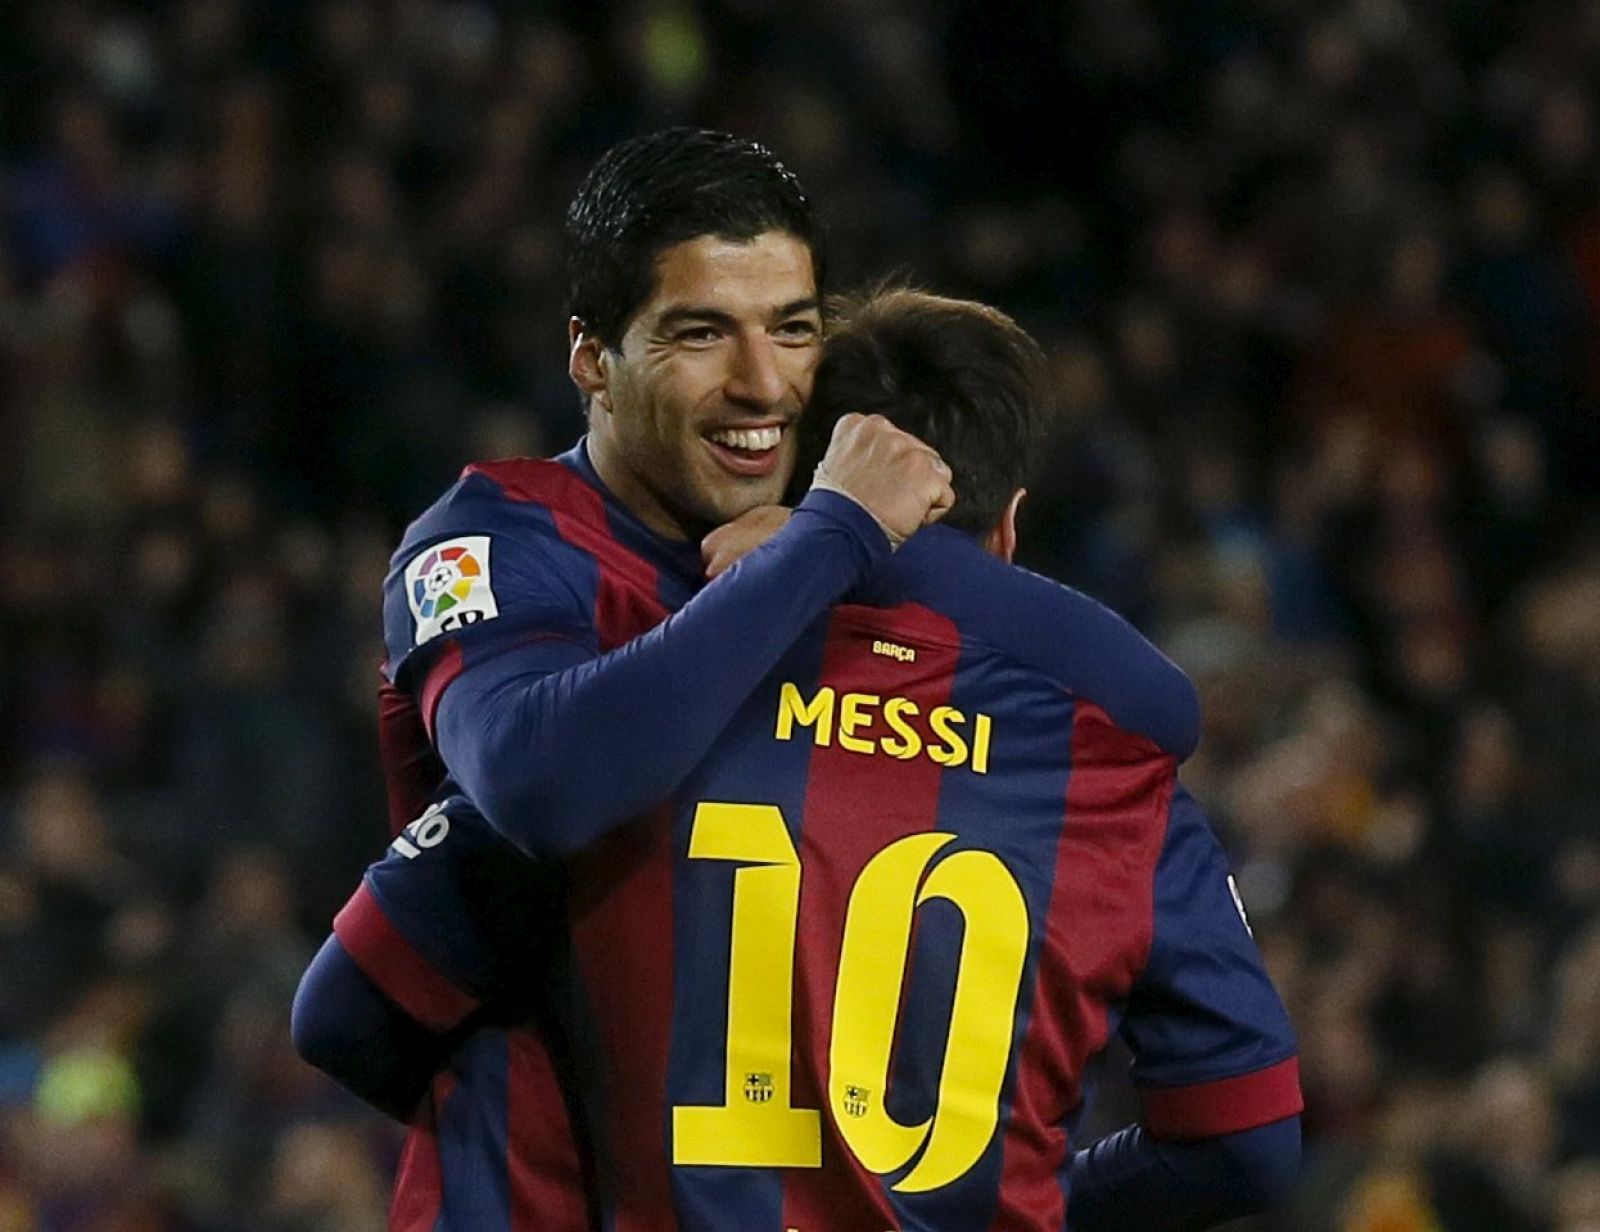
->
[[558, 437, 707, 589]]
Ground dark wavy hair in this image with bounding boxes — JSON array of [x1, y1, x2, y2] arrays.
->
[[565, 128, 825, 347]]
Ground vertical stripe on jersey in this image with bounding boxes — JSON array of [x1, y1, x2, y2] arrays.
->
[[555, 497, 676, 1232], [507, 1028, 591, 1232], [412, 457, 679, 1230], [988, 701, 1173, 1231], [470, 456, 692, 615], [426, 1027, 592, 1232], [568, 812, 678, 1232], [781, 603, 961, 1232], [479, 457, 670, 635], [879, 648, 1077, 1232], [390, 1073, 454, 1232], [469, 455, 672, 664], [662, 621, 829, 1230], [378, 680, 447, 835], [435, 1032, 515, 1231]]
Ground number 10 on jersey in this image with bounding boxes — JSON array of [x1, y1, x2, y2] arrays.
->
[[671, 801, 1030, 1193]]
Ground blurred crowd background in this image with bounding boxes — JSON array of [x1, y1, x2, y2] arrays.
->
[[2, 1, 1598, 1229]]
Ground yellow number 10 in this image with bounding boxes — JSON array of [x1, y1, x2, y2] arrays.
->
[[671, 802, 1030, 1193]]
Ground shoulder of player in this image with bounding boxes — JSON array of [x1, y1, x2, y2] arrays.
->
[[1026, 574, 1200, 759], [379, 459, 615, 638], [936, 550, 1154, 684], [458, 456, 597, 512], [391, 458, 603, 562], [910, 544, 1199, 757], [444, 456, 604, 529]]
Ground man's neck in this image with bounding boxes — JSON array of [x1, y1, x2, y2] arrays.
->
[[564, 439, 707, 591], [584, 434, 699, 543]]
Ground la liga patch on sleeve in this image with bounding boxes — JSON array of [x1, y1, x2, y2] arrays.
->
[[405, 536, 499, 645]]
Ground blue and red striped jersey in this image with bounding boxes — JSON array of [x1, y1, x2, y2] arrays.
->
[[346, 440, 1292, 1230], [544, 525, 1299, 1231], [380, 446, 701, 740], [362, 442, 703, 1232]]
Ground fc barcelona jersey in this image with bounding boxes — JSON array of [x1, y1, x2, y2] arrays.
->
[[545, 527, 1300, 1231], [348, 442, 1298, 1230]]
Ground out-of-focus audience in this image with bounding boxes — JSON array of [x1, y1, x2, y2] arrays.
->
[[1, 2, 1596, 1227]]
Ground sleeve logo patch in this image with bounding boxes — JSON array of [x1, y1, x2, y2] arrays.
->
[[405, 536, 499, 645]]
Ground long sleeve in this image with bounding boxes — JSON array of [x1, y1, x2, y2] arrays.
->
[[1067, 1116, 1302, 1231], [431, 490, 889, 856], [291, 935, 447, 1123], [295, 794, 564, 1118], [1067, 786, 1302, 1228]]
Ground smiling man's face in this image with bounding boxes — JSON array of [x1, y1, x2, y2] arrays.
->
[[576, 230, 821, 540]]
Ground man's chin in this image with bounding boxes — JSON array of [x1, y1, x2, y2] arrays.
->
[[699, 475, 791, 529]]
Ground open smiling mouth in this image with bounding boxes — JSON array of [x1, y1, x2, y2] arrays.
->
[[704, 424, 786, 477]]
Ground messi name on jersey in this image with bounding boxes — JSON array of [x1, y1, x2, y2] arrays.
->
[[774, 683, 993, 774]]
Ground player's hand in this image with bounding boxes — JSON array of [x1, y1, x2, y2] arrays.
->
[[810, 413, 955, 545], [702, 505, 792, 579]]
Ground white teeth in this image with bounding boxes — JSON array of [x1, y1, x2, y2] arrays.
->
[[709, 426, 782, 452]]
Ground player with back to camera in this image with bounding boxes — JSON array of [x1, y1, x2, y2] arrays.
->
[[737, 288, 1304, 1230]]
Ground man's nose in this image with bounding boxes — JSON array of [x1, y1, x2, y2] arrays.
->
[[724, 332, 787, 409]]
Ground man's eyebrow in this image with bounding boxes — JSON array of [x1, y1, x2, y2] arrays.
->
[[654, 306, 738, 332], [772, 297, 822, 320], [653, 298, 822, 332]]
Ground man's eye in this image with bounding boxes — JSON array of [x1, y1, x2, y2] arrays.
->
[[677, 326, 721, 344], [775, 319, 820, 342]]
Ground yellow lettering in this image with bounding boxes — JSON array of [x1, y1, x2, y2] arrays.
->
[[895, 849, 1029, 1192], [674, 802, 1030, 1193], [831, 834, 1029, 1193], [776, 683, 834, 747], [881, 697, 922, 760], [972, 713, 993, 775], [838, 693, 880, 755], [776, 688, 995, 777], [831, 833, 950, 1174], [927, 706, 969, 768], [673, 803, 821, 1167]]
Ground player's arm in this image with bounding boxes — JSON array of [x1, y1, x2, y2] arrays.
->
[[288, 684, 463, 1121], [1069, 784, 1302, 1228], [1066, 1119, 1300, 1231], [432, 487, 877, 855], [428, 416, 952, 858], [961, 565, 1199, 760], [292, 936, 446, 1122], [903, 530, 1201, 759], [292, 797, 554, 1122]]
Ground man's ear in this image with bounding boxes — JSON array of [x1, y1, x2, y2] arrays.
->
[[569, 318, 611, 415], [984, 488, 1026, 563]]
